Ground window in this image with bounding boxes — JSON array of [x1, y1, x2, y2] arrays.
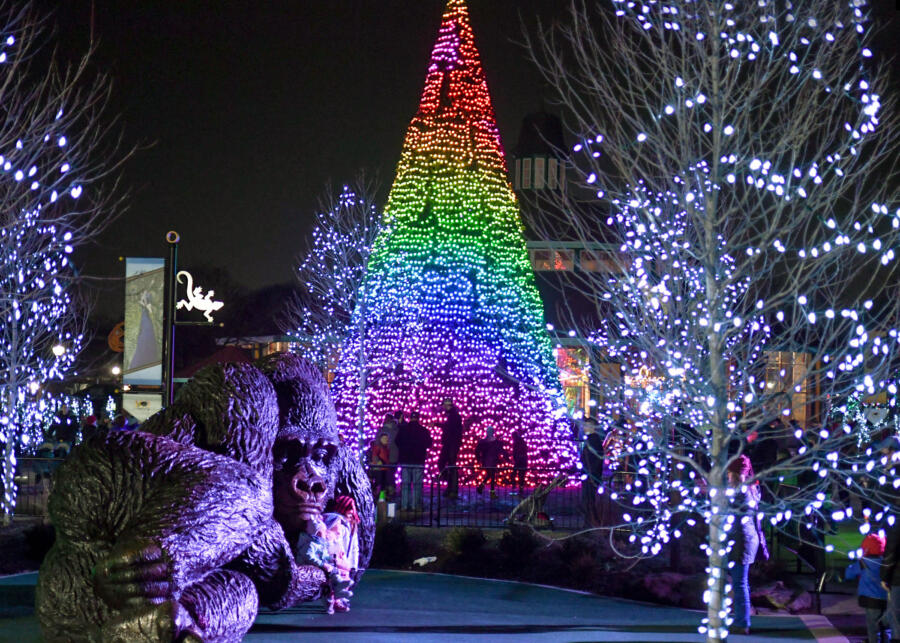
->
[[581, 250, 628, 273], [581, 250, 610, 272], [555, 346, 590, 417], [534, 158, 545, 189], [548, 159, 558, 189], [530, 249, 574, 271], [763, 351, 814, 426], [513, 159, 522, 190], [522, 158, 532, 189]]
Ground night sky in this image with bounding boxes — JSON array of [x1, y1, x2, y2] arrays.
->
[[40, 1, 567, 311], [38, 1, 900, 315]]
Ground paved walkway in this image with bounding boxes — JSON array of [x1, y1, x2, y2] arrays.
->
[[1, 569, 836, 642]]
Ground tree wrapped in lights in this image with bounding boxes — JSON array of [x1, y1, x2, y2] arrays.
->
[[0, 2, 126, 524], [282, 180, 383, 374], [525, 0, 900, 639], [331, 0, 576, 479]]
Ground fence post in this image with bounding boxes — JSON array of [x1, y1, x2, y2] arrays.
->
[[435, 470, 441, 528]]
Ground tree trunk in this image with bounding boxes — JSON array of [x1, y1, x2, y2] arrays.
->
[[1, 388, 17, 526], [705, 480, 730, 641]]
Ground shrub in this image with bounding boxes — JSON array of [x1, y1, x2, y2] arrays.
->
[[445, 527, 486, 557], [498, 525, 542, 576], [443, 527, 489, 575]]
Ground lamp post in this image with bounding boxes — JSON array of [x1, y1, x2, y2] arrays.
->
[[162, 231, 179, 407]]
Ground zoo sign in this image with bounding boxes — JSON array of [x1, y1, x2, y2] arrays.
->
[[175, 270, 224, 323]]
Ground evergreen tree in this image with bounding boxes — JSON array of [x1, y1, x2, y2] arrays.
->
[[332, 0, 576, 480]]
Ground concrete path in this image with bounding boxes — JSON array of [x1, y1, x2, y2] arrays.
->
[[0, 569, 833, 642]]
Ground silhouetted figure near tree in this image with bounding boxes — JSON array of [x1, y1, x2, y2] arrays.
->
[[49, 405, 78, 452], [512, 429, 528, 494], [79, 415, 99, 444], [437, 398, 463, 499], [369, 433, 393, 499], [881, 522, 900, 640], [380, 414, 399, 465], [796, 428, 828, 578], [475, 427, 505, 498], [395, 411, 432, 511], [581, 418, 605, 526]]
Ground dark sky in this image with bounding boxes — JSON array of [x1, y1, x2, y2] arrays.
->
[[42, 1, 566, 310], [39, 1, 900, 314]]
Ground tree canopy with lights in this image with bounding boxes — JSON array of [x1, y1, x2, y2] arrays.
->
[[526, 0, 900, 639], [331, 0, 576, 480], [283, 181, 383, 375]]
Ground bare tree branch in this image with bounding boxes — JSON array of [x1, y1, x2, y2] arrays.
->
[[0, 1, 131, 524], [523, 1, 900, 639]]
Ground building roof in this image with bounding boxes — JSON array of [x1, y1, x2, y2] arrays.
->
[[513, 110, 565, 158]]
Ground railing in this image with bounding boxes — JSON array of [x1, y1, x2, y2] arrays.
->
[[8, 457, 62, 518], [368, 464, 619, 530]]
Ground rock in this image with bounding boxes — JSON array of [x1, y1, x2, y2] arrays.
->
[[786, 591, 813, 613], [751, 580, 794, 610]]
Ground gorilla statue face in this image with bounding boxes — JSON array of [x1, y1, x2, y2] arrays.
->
[[272, 436, 338, 536], [257, 352, 343, 541]]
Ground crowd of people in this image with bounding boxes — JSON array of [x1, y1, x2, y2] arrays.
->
[[35, 404, 137, 459], [366, 397, 531, 509]]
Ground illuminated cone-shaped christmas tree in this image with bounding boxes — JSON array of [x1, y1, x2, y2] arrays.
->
[[332, 0, 576, 481]]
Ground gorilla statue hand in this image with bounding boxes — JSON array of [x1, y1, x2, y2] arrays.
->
[[92, 540, 173, 610]]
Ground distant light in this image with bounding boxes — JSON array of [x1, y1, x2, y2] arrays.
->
[[52, 344, 66, 357], [111, 365, 121, 376]]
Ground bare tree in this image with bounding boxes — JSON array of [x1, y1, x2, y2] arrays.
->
[[282, 177, 383, 393], [0, 1, 127, 524], [524, 1, 900, 639], [282, 179, 383, 368]]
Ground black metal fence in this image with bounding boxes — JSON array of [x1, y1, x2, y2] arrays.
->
[[369, 464, 616, 530], [9, 457, 61, 517]]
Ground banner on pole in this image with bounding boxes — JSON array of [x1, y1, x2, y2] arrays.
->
[[124, 258, 165, 386], [122, 392, 163, 423]]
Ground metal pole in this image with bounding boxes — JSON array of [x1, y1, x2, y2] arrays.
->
[[162, 231, 180, 407], [357, 278, 368, 453]]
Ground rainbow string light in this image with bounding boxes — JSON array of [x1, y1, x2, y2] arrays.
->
[[332, 0, 576, 482]]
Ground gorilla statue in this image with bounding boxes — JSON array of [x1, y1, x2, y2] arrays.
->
[[36, 353, 374, 642]]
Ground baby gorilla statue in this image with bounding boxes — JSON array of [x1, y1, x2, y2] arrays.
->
[[36, 353, 374, 642]]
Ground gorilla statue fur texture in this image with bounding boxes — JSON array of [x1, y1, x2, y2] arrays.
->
[[35, 352, 375, 642]]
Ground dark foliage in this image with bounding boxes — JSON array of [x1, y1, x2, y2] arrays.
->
[[371, 522, 410, 569], [498, 524, 543, 576], [443, 527, 490, 576]]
